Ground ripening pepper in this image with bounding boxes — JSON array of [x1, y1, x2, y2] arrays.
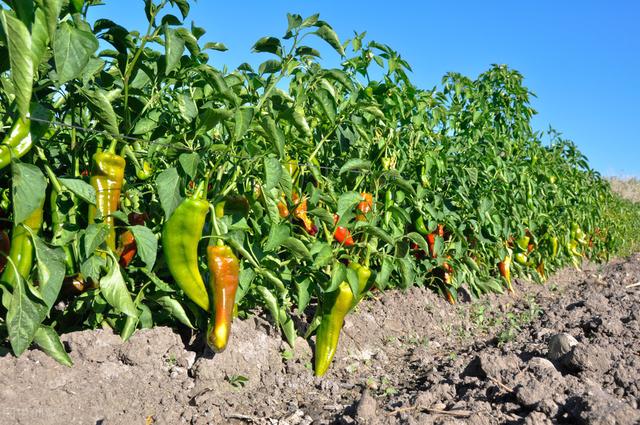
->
[[206, 243, 240, 352], [550, 236, 559, 257], [333, 214, 354, 247], [415, 216, 429, 236], [314, 262, 370, 376], [162, 182, 210, 312], [88, 147, 126, 251], [293, 196, 317, 236], [0, 117, 32, 171], [117, 212, 146, 268], [516, 235, 530, 252], [0, 202, 44, 287], [356, 193, 373, 221], [514, 252, 528, 265], [277, 196, 290, 218], [498, 255, 512, 292]]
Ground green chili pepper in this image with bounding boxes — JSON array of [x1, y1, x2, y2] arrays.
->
[[550, 236, 559, 257], [0, 202, 44, 287], [88, 146, 126, 251], [516, 235, 530, 251], [315, 262, 370, 377], [0, 117, 32, 171], [162, 182, 210, 312], [415, 215, 429, 236], [514, 252, 528, 266]]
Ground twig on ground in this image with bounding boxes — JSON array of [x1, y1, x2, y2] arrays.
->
[[625, 282, 640, 289], [488, 376, 515, 393], [386, 405, 472, 417]]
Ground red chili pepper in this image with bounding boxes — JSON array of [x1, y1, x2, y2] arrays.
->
[[356, 192, 373, 221], [293, 196, 317, 236]]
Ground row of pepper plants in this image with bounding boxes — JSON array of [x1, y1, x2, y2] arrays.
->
[[1, 0, 639, 375]]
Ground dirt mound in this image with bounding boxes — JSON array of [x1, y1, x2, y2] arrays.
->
[[1, 255, 639, 424]]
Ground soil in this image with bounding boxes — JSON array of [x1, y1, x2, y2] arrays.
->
[[1, 254, 639, 425]]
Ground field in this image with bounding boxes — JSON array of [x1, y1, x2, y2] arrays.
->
[[0, 1, 639, 424]]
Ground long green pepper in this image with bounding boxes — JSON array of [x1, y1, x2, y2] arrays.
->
[[314, 262, 370, 377], [0, 203, 44, 287], [162, 182, 210, 312], [0, 117, 32, 171]]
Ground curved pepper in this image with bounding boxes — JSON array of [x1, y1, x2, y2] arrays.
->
[[293, 195, 317, 235], [0, 203, 44, 287], [206, 244, 240, 352], [333, 214, 354, 247], [88, 147, 126, 251], [314, 262, 370, 376], [162, 183, 210, 311], [0, 117, 32, 171], [498, 255, 512, 292], [415, 216, 429, 235]]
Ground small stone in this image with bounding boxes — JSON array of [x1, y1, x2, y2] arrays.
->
[[355, 389, 377, 424], [548, 333, 578, 361]]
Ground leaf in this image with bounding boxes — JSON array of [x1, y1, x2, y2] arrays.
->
[[6, 274, 47, 356], [406, 232, 429, 254], [178, 153, 200, 180], [252, 36, 282, 56], [313, 88, 336, 122], [236, 268, 255, 304], [328, 261, 346, 293], [31, 9, 49, 73], [177, 93, 197, 122], [81, 88, 119, 135], [261, 117, 285, 158], [295, 277, 311, 312], [80, 255, 105, 283], [340, 159, 371, 175], [312, 244, 333, 268], [164, 26, 185, 75], [173, 0, 190, 19], [290, 108, 311, 137], [156, 167, 182, 220], [58, 178, 96, 205], [32, 235, 65, 310], [313, 25, 345, 56], [336, 192, 362, 219], [263, 157, 282, 191], [397, 257, 415, 289], [233, 107, 254, 141], [33, 325, 73, 366], [264, 224, 289, 251], [1, 11, 33, 118], [258, 59, 281, 75], [53, 21, 99, 84], [361, 225, 395, 246], [375, 256, 393, 290], [84, 223, 110, 255], [42, 0, 63, 43], [154, 295, 194, 328], [129, 225, 157, 270], [11, 162, 46, 224], [99, 256, 137, 317], [203, 41, 228, 51], [282, 237, 311, 260]]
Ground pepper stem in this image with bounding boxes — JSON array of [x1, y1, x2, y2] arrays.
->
[[107, 138, 118, 153]]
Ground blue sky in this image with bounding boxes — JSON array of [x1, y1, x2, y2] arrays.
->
[[89, 1, 640, 177]]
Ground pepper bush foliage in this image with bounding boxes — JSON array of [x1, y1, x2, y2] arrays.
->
[[0, 0, 638, 365]]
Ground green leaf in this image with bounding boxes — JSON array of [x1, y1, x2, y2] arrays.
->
[[84, 223, 110, 255], [290, 107, 311, 137], [58, 178, 96, 205], [178, 153, 200, 180], [312, 244, 333, 268], [1, 11, 33, 118], [32, 235, 65, 310], [203, 41, 228, 51], [177, 93, 197, 122], [313, 25, 345, 56], [375, 256, 393, 290], [236, 268, 255, 304], [336, 192, 362, 219], [80, 255, 105, 283], [129, 225, 157, 270], [258, 59, 281, 74], [328, 261, 346, 293], [156, 167, 183, 220], [70, 0, 84, 13], [233, 107, 254, 141], [264, 224, 289, 251], [282, 237, 311, 260], [42, 0, 62, 43], [252, 36, 282, 56], [81, 88, 119, 135], [261, 117, 285, 158], [154, 295, 194, 328], [340, 159, 371, 175], [313, 88, 336, 122], [406, 232, 429, 254], [6, 274, 47, 356], [34, 325, 73, 366], [397, 257, 415, 289], [11, 162, 46, 224], [173, 0, 190, 19], [164, 26, 185, 74], [361, 225, 395, 246], [31, 9, 49, 73], [99, 256, 137, 318], [295, 277, 311, 312], [53, 21, 99, 84], [263, 157, 282, 191]]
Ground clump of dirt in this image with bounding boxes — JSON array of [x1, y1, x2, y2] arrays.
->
[[1, 255, 639, 424]]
